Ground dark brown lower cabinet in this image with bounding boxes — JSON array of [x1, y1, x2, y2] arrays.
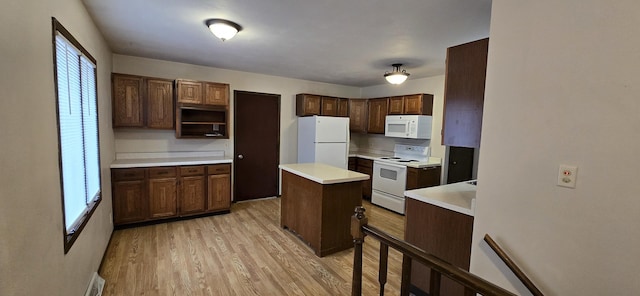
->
[[111, 163, 231, 226], [404, 198, 474, 296], [148, 167, 177, 219], [207, 164, 231, 211], [355, 158, 373, 199], [406, 166, 441, 190]]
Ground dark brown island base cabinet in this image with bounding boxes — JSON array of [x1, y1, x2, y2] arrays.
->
[[296, 94, 349, 117], [111, 163, 231, 226], [442, 38, 489, 148], [112, 73, 174, 129], [175, 79, 230, 139], [405, 198, 474, 296], [280, 170, 362, 257]]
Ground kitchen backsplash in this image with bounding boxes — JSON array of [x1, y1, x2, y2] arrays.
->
[[350, 133, 430, 155], [114, 129, 231, 156]]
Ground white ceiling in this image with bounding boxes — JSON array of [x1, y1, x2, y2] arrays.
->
[[82, 0, 492, 87]]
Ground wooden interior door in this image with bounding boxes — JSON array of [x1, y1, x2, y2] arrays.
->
[[234, 91, 280, 201]]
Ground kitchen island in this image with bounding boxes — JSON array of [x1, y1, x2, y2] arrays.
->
[[404, 181, 477, 296], [279, 163, 369, 257]]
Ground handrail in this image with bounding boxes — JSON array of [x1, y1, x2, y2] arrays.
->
[[351, 206, 516, 296], [484, 234, 544, 296]]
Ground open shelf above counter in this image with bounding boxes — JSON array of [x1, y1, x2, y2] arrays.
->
[[176, 103, 228, 138]]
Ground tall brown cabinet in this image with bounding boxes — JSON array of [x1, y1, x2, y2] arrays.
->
[[442, 38, 489, 148]]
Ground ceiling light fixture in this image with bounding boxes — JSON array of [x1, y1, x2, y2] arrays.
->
[[205, 19, 242, 41], [384, 63, 410, 84]]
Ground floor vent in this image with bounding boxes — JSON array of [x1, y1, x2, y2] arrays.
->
[[84, 272, 105, 296]]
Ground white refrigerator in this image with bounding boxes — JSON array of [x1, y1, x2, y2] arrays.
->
[[297, 116, 350, 169]]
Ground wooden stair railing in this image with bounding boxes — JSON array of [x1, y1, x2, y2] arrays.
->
[[351, 206, 516, 296], [484, 234, 544, 296]]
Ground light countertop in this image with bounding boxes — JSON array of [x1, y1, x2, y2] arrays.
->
[[111, 156, 232, 168], [279, 163, 369, 185], [404, 181, 477, 217]]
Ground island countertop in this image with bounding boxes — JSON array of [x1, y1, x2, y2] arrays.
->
[[404, 181, 477, 216], [279, 163, 369, 185]]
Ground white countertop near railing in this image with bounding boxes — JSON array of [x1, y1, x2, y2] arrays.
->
[[110, 151, 233, 168], [279, 163, 369, 185], [404, 181, 477, 216]]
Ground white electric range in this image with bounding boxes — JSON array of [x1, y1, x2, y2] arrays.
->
[[372, 144, 439, 214]]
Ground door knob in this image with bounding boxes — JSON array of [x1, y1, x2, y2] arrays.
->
[[238, 154, 244, 159]]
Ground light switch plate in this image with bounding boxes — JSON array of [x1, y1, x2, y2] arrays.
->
[[557, 164, 578, 188]]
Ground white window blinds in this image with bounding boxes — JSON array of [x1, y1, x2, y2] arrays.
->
[[55, 33, 100, 232]]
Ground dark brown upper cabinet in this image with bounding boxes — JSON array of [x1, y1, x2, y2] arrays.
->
[[112, 73, 174, 129], [348, 99, 368, 133], [442, 38, 489, 148], [367, 98, 389, 134], [388, 94, 434, 115]]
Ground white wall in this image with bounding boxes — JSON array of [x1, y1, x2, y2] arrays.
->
[[471, 1, 640, 295], [0, 1, 114, 295], [112, 55, 361, 165]]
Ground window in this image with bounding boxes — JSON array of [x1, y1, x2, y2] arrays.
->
[[52, 18, 102, 253]]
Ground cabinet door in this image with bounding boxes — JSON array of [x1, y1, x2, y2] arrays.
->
[[146, 79, 174, 129], [148, 178, 177, 218], [348, 99, 368, 133], [320, 96, 338, 116], [112, 180, 147, 224], [204, 82, 229, 106], [404, 94, 432, 115], [296, 94, 321, 116], [337, 98, 349, 117], [367, 98, 389, 134], [355, 158, 373, 199], [176, 80, 203, 104], [112, 74, 144, 127], [207, 174, 231, 211], [406, 166, 441, 190], [179, 176, 206, 214], [388, 96, 404, 115], [443, 38, 489, 148]]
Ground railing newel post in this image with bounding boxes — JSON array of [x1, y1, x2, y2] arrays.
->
[[351, 206, 368, 296]]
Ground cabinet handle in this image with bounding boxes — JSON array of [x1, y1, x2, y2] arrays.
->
[[237, 154, 244, 160], [158, 171, 168, 175]]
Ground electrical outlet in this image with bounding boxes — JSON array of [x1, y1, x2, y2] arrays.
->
[[557, 164, 578, 188]]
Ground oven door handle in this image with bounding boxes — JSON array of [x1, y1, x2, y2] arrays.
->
[[374, 161, 407, 170]]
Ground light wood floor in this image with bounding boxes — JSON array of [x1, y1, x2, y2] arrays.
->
[[99, 198, 406, 296]]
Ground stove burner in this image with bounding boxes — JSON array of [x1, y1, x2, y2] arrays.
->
[[380, 157, 401, 160], [398, 160, 418, 162]]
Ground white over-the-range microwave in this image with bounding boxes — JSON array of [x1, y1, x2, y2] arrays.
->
[[384, 115, 432, 139]]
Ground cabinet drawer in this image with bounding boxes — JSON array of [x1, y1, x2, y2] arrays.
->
[[180, 166, 205, 176], [112, 168, 146, 181], [148, 167, 177, 178], [207, 164, 231, 175]]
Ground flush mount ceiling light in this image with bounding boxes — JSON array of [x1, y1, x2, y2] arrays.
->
[[205, 19, 242, 41], [384, 63, 410, 84]]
